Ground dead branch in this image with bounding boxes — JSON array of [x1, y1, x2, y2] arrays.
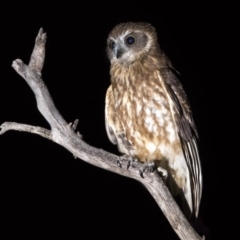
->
[[0, 28, 204, 240]]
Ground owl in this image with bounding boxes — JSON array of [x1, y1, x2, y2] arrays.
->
[[105, 22, 202, 219]]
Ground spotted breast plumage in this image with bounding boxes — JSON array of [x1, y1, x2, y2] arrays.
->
[[105, 22, 202, 219]]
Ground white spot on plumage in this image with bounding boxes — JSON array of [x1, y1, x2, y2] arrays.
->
[[153, 124, 158, 132], [161, 106, 168, 115], [146, 142, 156, 154], [151, 107, 157, 114], [152, 93, 163, 102], [143, 98, 148, 104], [158, 143, 169, 155], [153, 96, 166, 105], [122, 93, 128, 104], [134, 131, 141, 139], [155, 109, 163, 118], [144, 106, 151, 115], [136, 102, 142, 116], [166, 122, 176, 142], [154, 115, 163, 126], [134, 131, 144, 146], [144, 115, 153, 126], [148, 122, 155, 132], [126, 102, 132, 116]]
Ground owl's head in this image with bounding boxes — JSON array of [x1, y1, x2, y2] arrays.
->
[[107, 22, 159, 65]]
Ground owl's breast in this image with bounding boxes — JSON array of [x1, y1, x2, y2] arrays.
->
[[112, 74, 181, 162]]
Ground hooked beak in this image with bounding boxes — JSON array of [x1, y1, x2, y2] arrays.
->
[[113, 45, 124, 59]]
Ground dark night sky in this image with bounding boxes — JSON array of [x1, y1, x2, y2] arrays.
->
[[0, 1, 232, 239]]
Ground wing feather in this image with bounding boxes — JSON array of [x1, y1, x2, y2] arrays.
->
[[159, 67, 202, 217], [105, 86, 117, 145], [105, 86, 133, 155]]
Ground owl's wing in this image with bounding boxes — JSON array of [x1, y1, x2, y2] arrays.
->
[[105, 85, 118, 145], [105, 86, 134, 155], [159, 67, 202, 217]]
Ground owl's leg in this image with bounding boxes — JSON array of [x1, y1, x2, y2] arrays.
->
[[117, 154, 137, 169], [139, 161, 156, 178]]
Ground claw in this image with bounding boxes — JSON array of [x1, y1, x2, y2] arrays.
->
[[117, 160, 122, 168], [148, 165, 155, 173], [125, 157, 136, 170], [139, 161, 156, 178], [127, 160, 131, 169], [139, 169, 144, 178], [117, 155, 136, 169]]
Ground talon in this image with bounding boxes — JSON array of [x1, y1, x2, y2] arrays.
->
[[126, 157, 136, 169], [139, 170, 144, 178], [139, 161, 156, 178], [117, 160, 122, 168], [127, 161, 130, 169], [149, 166, 154, 173], [118, 154, 136, 169]]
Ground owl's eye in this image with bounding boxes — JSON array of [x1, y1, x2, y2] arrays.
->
[[109, 40, 116, 50], [125, 36, 136, 46]]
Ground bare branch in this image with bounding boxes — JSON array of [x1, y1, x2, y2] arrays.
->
[[0, 28, 204, 240], [0, 122, 51, 140], [29, 28, 46, 75]]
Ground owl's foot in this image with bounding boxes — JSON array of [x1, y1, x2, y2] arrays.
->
[[157, 166, 168, 181], [139, 161, 156, 178], [117, 155, 136, 169]]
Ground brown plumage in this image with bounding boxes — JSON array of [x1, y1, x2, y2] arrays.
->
[[105, 22, 202, 219]]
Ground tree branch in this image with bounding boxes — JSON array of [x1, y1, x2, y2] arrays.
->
[[0, 28, 204, 240]]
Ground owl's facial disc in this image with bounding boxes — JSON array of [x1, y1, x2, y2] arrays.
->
[[108, 31, 151, 64], [113, 36, 136, 59]]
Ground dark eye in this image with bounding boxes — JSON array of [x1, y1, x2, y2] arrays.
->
[[125, 36, 136, 46], [108, 40, 116, 50]]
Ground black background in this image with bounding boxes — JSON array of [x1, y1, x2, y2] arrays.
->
[[0, 1, 232, 239]]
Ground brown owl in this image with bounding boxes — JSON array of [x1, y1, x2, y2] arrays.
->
[[105, 22, 202, 219]]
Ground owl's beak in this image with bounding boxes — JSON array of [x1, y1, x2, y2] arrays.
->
[[113, 46, 124, 59]]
